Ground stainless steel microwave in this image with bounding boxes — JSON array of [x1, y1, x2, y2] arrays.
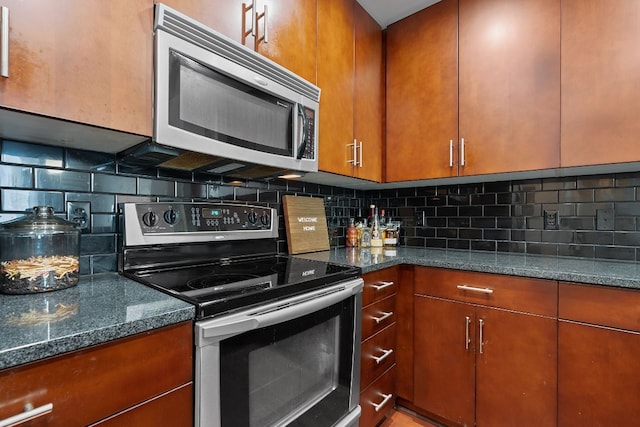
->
[[153, 4, 320, 175]]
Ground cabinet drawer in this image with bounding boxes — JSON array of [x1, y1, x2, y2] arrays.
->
[[360, 366, 396, 427], [361, 323, 396, 389], [362, 267, 398, 306], [559, 282, 640, 332], [0, 322, 192, 427], [415, 267, 557, 317], [362, 295, 396, 341]]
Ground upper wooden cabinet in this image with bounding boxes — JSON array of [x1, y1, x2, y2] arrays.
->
[[159, 0, 317, 84], [561, 0, 640, 167], [0, 0, 153, 137], [318, 0, 383, 181], [386, 0, 561, 182]]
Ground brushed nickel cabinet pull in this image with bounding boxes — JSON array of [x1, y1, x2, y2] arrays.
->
[[372, 348, 393, 364], [348, 139, 357, 165], [465, 316, 471, 350], [371, 281, 394, 291], [0, 403, 53, 427], [358, 141, 363, 167], [372, 311, 393, 324], [242, 1, 256, 44], [1, 6, 8, 78], [372, 393, 393, 412], [449, 139, 454, 167], [256, 4, 268, 44], [460, 137, 465, 166], [457, 284, 493, 294], [479, 318, 485, 354]]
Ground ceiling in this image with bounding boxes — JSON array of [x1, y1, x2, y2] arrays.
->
[[356, 0, 440, 28]]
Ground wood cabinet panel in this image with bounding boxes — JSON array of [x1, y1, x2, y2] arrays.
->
[[561, 0, 640, 167], [91, 383, 193, 427], [317, 0, 355, 177], [414, 296, 475, 426], [360, 366, 396, 427], [353, 1, 383, 182], [559, 320, 640, 426], [0, 0, 153, 136], [361, 323, 397, 388], [386, 0, 459, 182], [458, 0, 560, 176], [395, 265, 415, 402], [414, 267, 557, 317], [362, 267, 398, 306], [362, 294, 396, 340], [559, 282, 640, 332], [0, 322, 192, 427]]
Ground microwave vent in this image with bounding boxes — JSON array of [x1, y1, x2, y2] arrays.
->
[[155, 3, 320, 103]]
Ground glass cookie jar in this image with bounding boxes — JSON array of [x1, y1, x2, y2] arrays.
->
[[0, 206, 81, 294]]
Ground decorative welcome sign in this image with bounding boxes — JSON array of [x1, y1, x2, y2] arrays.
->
[[282, 195, 330, 254]]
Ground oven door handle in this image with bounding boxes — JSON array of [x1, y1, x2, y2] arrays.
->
[[199, 279, 363, 342]]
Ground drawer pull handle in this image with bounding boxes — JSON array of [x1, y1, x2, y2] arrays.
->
[[372, 311, 394, 324], [372, 348, 394, 364], [479, 319, 485, 355], [371, 281, 394, 291], [465, 316, 471, 350], [0, 403, 53, 427], [372, 393, 393, 412], [457, 284, 493, 294]]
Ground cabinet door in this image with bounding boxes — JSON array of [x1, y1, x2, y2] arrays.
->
[[317, 0, 355, 177], [256, 0, 316, 84], [353, 2, 382, 182], [0, 0, 153, 136], [561, 0, 640, 167], [414, 296, 475, 426], [458, 0, 560, 175], [475, 307, 557, 427], [386, 0, 459, 182], [559, 320, 640, 426]]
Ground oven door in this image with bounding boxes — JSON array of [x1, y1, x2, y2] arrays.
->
[[194, 278, 363, 427]]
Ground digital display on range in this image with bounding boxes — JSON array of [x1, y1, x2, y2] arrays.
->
[[202, 209, 222, 218]]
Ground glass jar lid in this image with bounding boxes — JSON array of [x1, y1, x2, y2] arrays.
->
[[0, 206, 80, 232]]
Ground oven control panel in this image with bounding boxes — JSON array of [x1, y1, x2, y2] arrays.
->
[[122, 203, 278, 246]]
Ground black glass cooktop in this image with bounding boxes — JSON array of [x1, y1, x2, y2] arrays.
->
[[125, 255, 360, 318]]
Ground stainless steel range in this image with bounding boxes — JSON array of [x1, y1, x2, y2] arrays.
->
[[120, 202, 363, 427]]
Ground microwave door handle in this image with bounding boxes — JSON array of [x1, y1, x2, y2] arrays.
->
[[296, 104, 308, 159]]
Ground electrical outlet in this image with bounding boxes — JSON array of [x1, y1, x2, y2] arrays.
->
[[543, 210, 559, 230], [67, 201, 91, 233]]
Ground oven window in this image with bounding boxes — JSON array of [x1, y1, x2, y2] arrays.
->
[[219, 299, 355, 427], [168, 50, 293, 157]]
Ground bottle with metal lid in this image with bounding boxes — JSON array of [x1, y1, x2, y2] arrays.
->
[[0, 206, 81, 294]]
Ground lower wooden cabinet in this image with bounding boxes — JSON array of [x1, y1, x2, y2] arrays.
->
[[413, 267, 557, 427], [559, 282, 640, 426], [0, 322, 193, 427], [360, 267, 398, 427]]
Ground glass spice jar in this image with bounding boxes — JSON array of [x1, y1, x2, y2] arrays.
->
[[0, 206, 81, 294]]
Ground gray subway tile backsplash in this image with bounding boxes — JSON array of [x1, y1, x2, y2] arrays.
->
[[3, 139, 640, 274]]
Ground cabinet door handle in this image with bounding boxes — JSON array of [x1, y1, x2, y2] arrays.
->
[[0, 403, 53, 427], [479, 319, 485, 354], [1, 6, 8, 78], [372, 311, 393, 324], [371, 281, 394, 291], [460, 137, 465, 166], [358, 141, 363, 168], [256, 4, 268, 44], [372, 393, 393, 412], [348, 139, 357, 165], [242, 1, 256, 43], [372, 348, 393, 364], [457, 284, 493, 294], [449, 139, 454, 167], [465, 316, 471, 350]]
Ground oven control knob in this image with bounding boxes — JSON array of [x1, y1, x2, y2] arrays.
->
[[260, 212, 270, 226], [247, 211, 257, 224], [164, 208, 179, 225], [142, 211, 158, 227]]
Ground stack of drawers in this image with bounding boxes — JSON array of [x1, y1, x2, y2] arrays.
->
[[359, 267, 398, 427]]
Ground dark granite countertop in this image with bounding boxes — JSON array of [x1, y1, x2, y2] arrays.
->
[[0, 273, 195, 371], [295, 247, 640, 289]]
